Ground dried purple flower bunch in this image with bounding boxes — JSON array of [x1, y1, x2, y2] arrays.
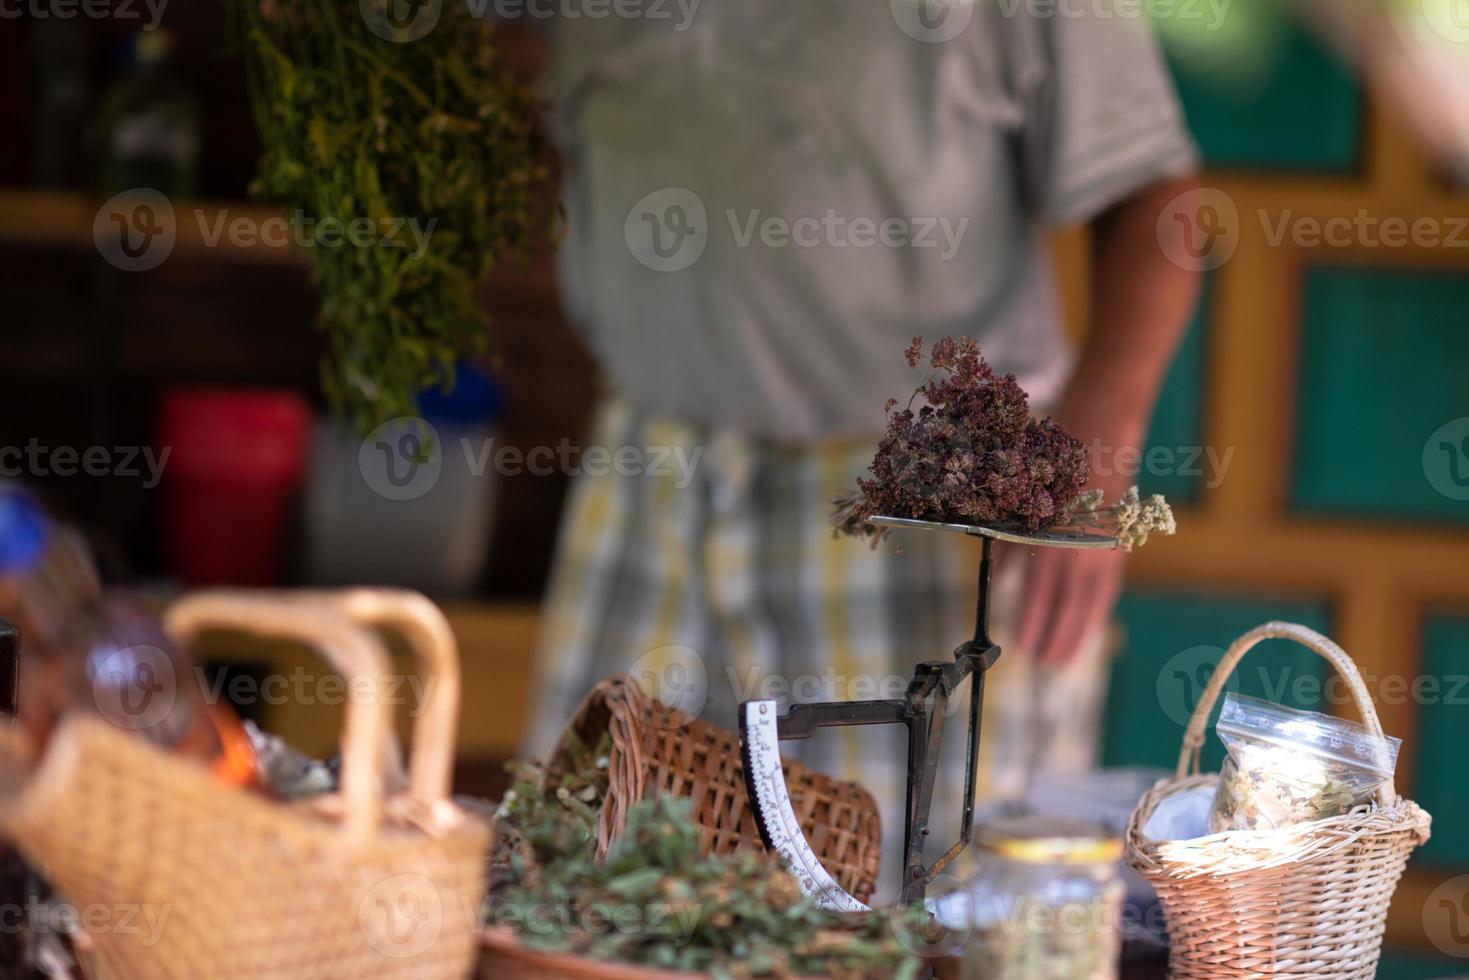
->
[[833, 337, 1091, 540]]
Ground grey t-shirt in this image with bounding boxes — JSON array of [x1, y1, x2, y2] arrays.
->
[[543, 0, 1198, 440]]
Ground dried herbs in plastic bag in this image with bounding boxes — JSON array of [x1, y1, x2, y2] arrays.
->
[[1208, 693, 1400, 833]]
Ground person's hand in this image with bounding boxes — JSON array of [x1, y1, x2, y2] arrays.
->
[[1010, 543, 1126, 666], [1008, 393, 1141, 666]]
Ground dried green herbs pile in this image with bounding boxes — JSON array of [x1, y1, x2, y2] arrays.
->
[[833, 338, 1175, 550], [229, 0, 548, 426], [487, 735, 928, 978]]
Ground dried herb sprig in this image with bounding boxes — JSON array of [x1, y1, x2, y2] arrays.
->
[[230, 0, 550, 427], [833, 337, 1091, 540], [488, 749, 929, 979], [1066, 486, 1177, 553], [833, 338, 1177, 552]]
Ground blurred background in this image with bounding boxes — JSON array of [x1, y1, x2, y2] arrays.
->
[[2, 2, 1468, 973]]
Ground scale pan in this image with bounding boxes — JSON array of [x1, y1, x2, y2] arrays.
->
[[867, 515, 1121, 550]]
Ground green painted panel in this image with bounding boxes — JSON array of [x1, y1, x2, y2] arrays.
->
[[1376, 949, 1467, 979], [1137, 276, 1212, 504], [1292, 267, 1469, 525], [1102, 591, 1331, 770], [1415, 616, 1469, 866], [1168, 27, 1360, 171]]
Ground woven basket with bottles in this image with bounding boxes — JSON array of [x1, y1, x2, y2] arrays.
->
[[1125, 622, 1431, 979], [0, 588, 490, 980]]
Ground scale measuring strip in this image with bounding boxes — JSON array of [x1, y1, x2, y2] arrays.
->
[[739, 700, 870, 913]]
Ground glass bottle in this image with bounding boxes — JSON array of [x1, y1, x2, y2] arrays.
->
[[93, 30, 200, 198], [0, 486, 255, 786], [963, 817, 1125, 980]]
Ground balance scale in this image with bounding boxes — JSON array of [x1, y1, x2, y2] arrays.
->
[[739, 514, 1122, 910]]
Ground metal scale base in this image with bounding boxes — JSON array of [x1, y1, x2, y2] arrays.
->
[[739, 514, 1120, 910]]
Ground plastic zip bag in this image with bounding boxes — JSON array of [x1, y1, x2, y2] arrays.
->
[[1208, 692, 1400, 833]]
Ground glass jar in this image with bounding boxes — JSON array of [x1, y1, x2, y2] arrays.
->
[[963, 816, 1124, 980]]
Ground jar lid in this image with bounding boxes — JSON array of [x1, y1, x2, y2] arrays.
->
[[976, 816, 1122, 865]]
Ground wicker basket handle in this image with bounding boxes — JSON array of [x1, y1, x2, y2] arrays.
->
[[164, 592, 395, 842], [295, 589, 461, 818], [1175, 620, 1397, 805]]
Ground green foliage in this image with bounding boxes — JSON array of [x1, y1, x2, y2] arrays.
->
[[488, 741, 929, 979], [229, 0, 549, 426]]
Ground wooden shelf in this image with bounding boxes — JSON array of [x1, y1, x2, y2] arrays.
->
[[0, 187, 308, 267], [0, 186, 562, 299]]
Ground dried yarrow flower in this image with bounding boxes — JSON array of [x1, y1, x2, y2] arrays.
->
[[833, 337, 1090, 539], [1069, 486, 1177, 553]]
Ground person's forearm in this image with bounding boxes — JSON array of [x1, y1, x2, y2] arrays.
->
[[1058, 176, 1202, 487]]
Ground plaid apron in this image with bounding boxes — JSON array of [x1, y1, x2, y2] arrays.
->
[[522, 398, 1110, 899]]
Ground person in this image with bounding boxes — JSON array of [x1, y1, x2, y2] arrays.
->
[[520, 0, 1202, 893]]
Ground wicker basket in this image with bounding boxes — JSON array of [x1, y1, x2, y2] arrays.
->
[[1126, 621, 1431, 979], [0, 588, 490, 980], [549, 675, 881, 905]]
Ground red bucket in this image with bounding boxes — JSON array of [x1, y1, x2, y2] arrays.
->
[[156, 388, 310, 586]]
